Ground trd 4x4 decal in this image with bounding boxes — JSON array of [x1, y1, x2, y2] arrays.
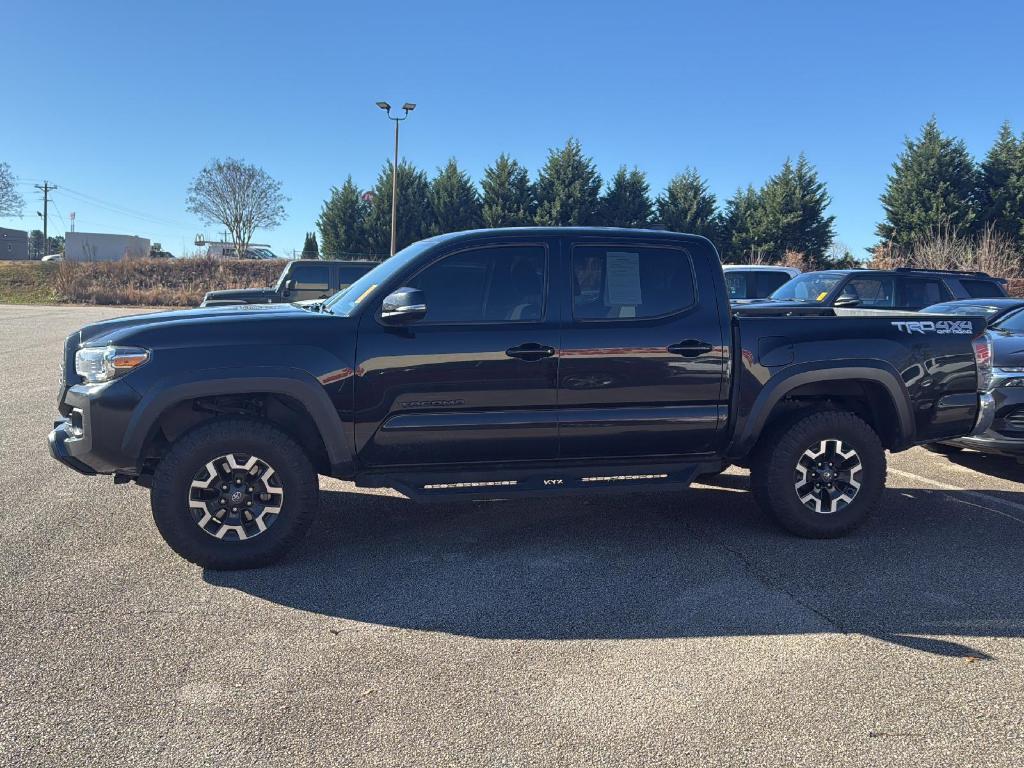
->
[[891, 320, 974, 335]]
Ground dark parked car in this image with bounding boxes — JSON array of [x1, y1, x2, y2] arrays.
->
[[722, 264, 800, 299], [49, 228, 991, 568], [200, 259, 377, 307], [931, 303, 1024, 459], [760, 267, 1007, 310], [920, 298, 1024, 325]]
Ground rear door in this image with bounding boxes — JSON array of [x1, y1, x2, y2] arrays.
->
[[557, 236, 727, 459], [353, 237, 562, 466]]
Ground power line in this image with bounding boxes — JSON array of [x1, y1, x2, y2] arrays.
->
[[57, 185, 185, 228]]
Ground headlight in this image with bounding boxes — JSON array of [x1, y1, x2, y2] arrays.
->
[[75, 346, 149, 383]]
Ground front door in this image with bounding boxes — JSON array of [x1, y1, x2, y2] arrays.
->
[[353, 239, 562, 466], [557, 237, 727, 459]]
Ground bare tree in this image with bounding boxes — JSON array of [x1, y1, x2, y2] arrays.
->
[[186, 158, 287, 258], [871, 223, 1023, 279], [0, 162, 24, 218]]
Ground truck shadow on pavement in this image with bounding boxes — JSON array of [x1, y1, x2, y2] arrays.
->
[[205, 477, 1024, 658]]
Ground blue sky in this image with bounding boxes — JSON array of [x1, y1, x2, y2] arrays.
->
[[3, 0, 1023, 257]]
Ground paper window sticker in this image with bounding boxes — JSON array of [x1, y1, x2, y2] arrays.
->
[[605, 252, 643, 305]]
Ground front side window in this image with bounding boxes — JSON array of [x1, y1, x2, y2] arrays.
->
[[407, 245, 547, 323], [571, 245, 696, 320], [840, 277, 895, 308], [289, 264, 330, 290]]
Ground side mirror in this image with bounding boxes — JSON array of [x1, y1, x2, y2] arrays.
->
[[834, 295, 861, 308], [381, 287, 427, 324], [283, 279, 295, 291]]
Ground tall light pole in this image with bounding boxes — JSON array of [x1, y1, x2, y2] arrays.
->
[[376, 101, 416, 256]]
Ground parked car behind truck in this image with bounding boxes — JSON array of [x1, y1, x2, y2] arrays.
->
[[759, 267, 1007, 310], [200, 259, 377, 307], [49, 227, 993, 569]]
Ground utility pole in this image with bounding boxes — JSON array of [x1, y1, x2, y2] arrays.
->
[[34, 181, 57, 258]]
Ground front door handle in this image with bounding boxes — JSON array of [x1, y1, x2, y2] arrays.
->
[[667, 340, 713, 357], [506, 342, 555, 361]]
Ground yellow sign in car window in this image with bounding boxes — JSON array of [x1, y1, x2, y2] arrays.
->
[[816, 291, 828, 302]]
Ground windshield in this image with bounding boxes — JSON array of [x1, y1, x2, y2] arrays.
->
[[770, 273, 844, 302], [322, 239, 438, 316], [992, 307, 1024, 331], [922, 302, 1005, 320]]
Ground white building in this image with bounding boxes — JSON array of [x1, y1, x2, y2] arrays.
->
[[64, 232, 151, 261]]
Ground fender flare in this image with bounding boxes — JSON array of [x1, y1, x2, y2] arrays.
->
[[731, 361, 914, 457], [122, 366, 351, 467]]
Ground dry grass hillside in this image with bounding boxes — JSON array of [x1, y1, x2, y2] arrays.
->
[[0, 258, 284, 306]]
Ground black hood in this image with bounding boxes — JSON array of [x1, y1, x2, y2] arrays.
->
[[78, 303, 309, 346], [988, 328, 1024, 369]]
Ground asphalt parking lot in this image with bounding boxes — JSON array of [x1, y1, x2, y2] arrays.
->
[[2, 303, 1024, 767]]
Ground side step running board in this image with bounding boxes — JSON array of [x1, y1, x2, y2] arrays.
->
[[356, 461, 710, 502]]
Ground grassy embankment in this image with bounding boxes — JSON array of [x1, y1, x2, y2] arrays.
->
[[0, 259, 284, 307]]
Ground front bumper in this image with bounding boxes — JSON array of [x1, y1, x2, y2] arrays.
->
[[47, 378, 143, 476]]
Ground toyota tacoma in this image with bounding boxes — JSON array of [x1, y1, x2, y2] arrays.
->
[[49, 228, 994, 568]]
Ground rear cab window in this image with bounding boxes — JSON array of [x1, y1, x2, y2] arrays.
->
[[571, 244, 696, 320]]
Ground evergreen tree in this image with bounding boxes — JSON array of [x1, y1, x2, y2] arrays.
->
[[977, 121, 1024, 242], [720, 186, 768, 263], [876, 117, 980, 249], [481, 154, 534, 227], [599, 166, 653, 227], [364, 160, 432, 256], [301, 232, 319, 258], [656, 168, 719, 241], [317, 177, 369, 258], [534, 138, 602, 226], [759, 154, 836, 266], [429, 158, 483, 235]]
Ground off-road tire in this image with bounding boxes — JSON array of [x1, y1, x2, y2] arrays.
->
[[151, 418, 318, 569], [750, 410, 885, 538]]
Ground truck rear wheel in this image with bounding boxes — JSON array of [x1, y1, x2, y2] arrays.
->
[[150, 418, 318, 569], [750, 411, 885, 538]]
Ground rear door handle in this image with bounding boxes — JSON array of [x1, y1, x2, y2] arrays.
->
[[667, 340, 713, 357], [506, 342, 555, 361]]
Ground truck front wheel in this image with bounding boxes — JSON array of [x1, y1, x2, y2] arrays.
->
[[150, 418, 318, 569], [750, 411, 886, 538]]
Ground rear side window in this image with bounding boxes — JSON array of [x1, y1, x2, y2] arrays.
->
[[899, 277, 950, 309], [757, 271, 793, 296], [407, 245, 547, 323], [961, 279, 1005, 298], [725, 272, 749, 299], [290, 264, 330, 290], [572, 245, 696, 320]]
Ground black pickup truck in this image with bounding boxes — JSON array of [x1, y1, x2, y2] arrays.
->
[[199, 259, 377, 307], [48, 228, 994, 568]]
